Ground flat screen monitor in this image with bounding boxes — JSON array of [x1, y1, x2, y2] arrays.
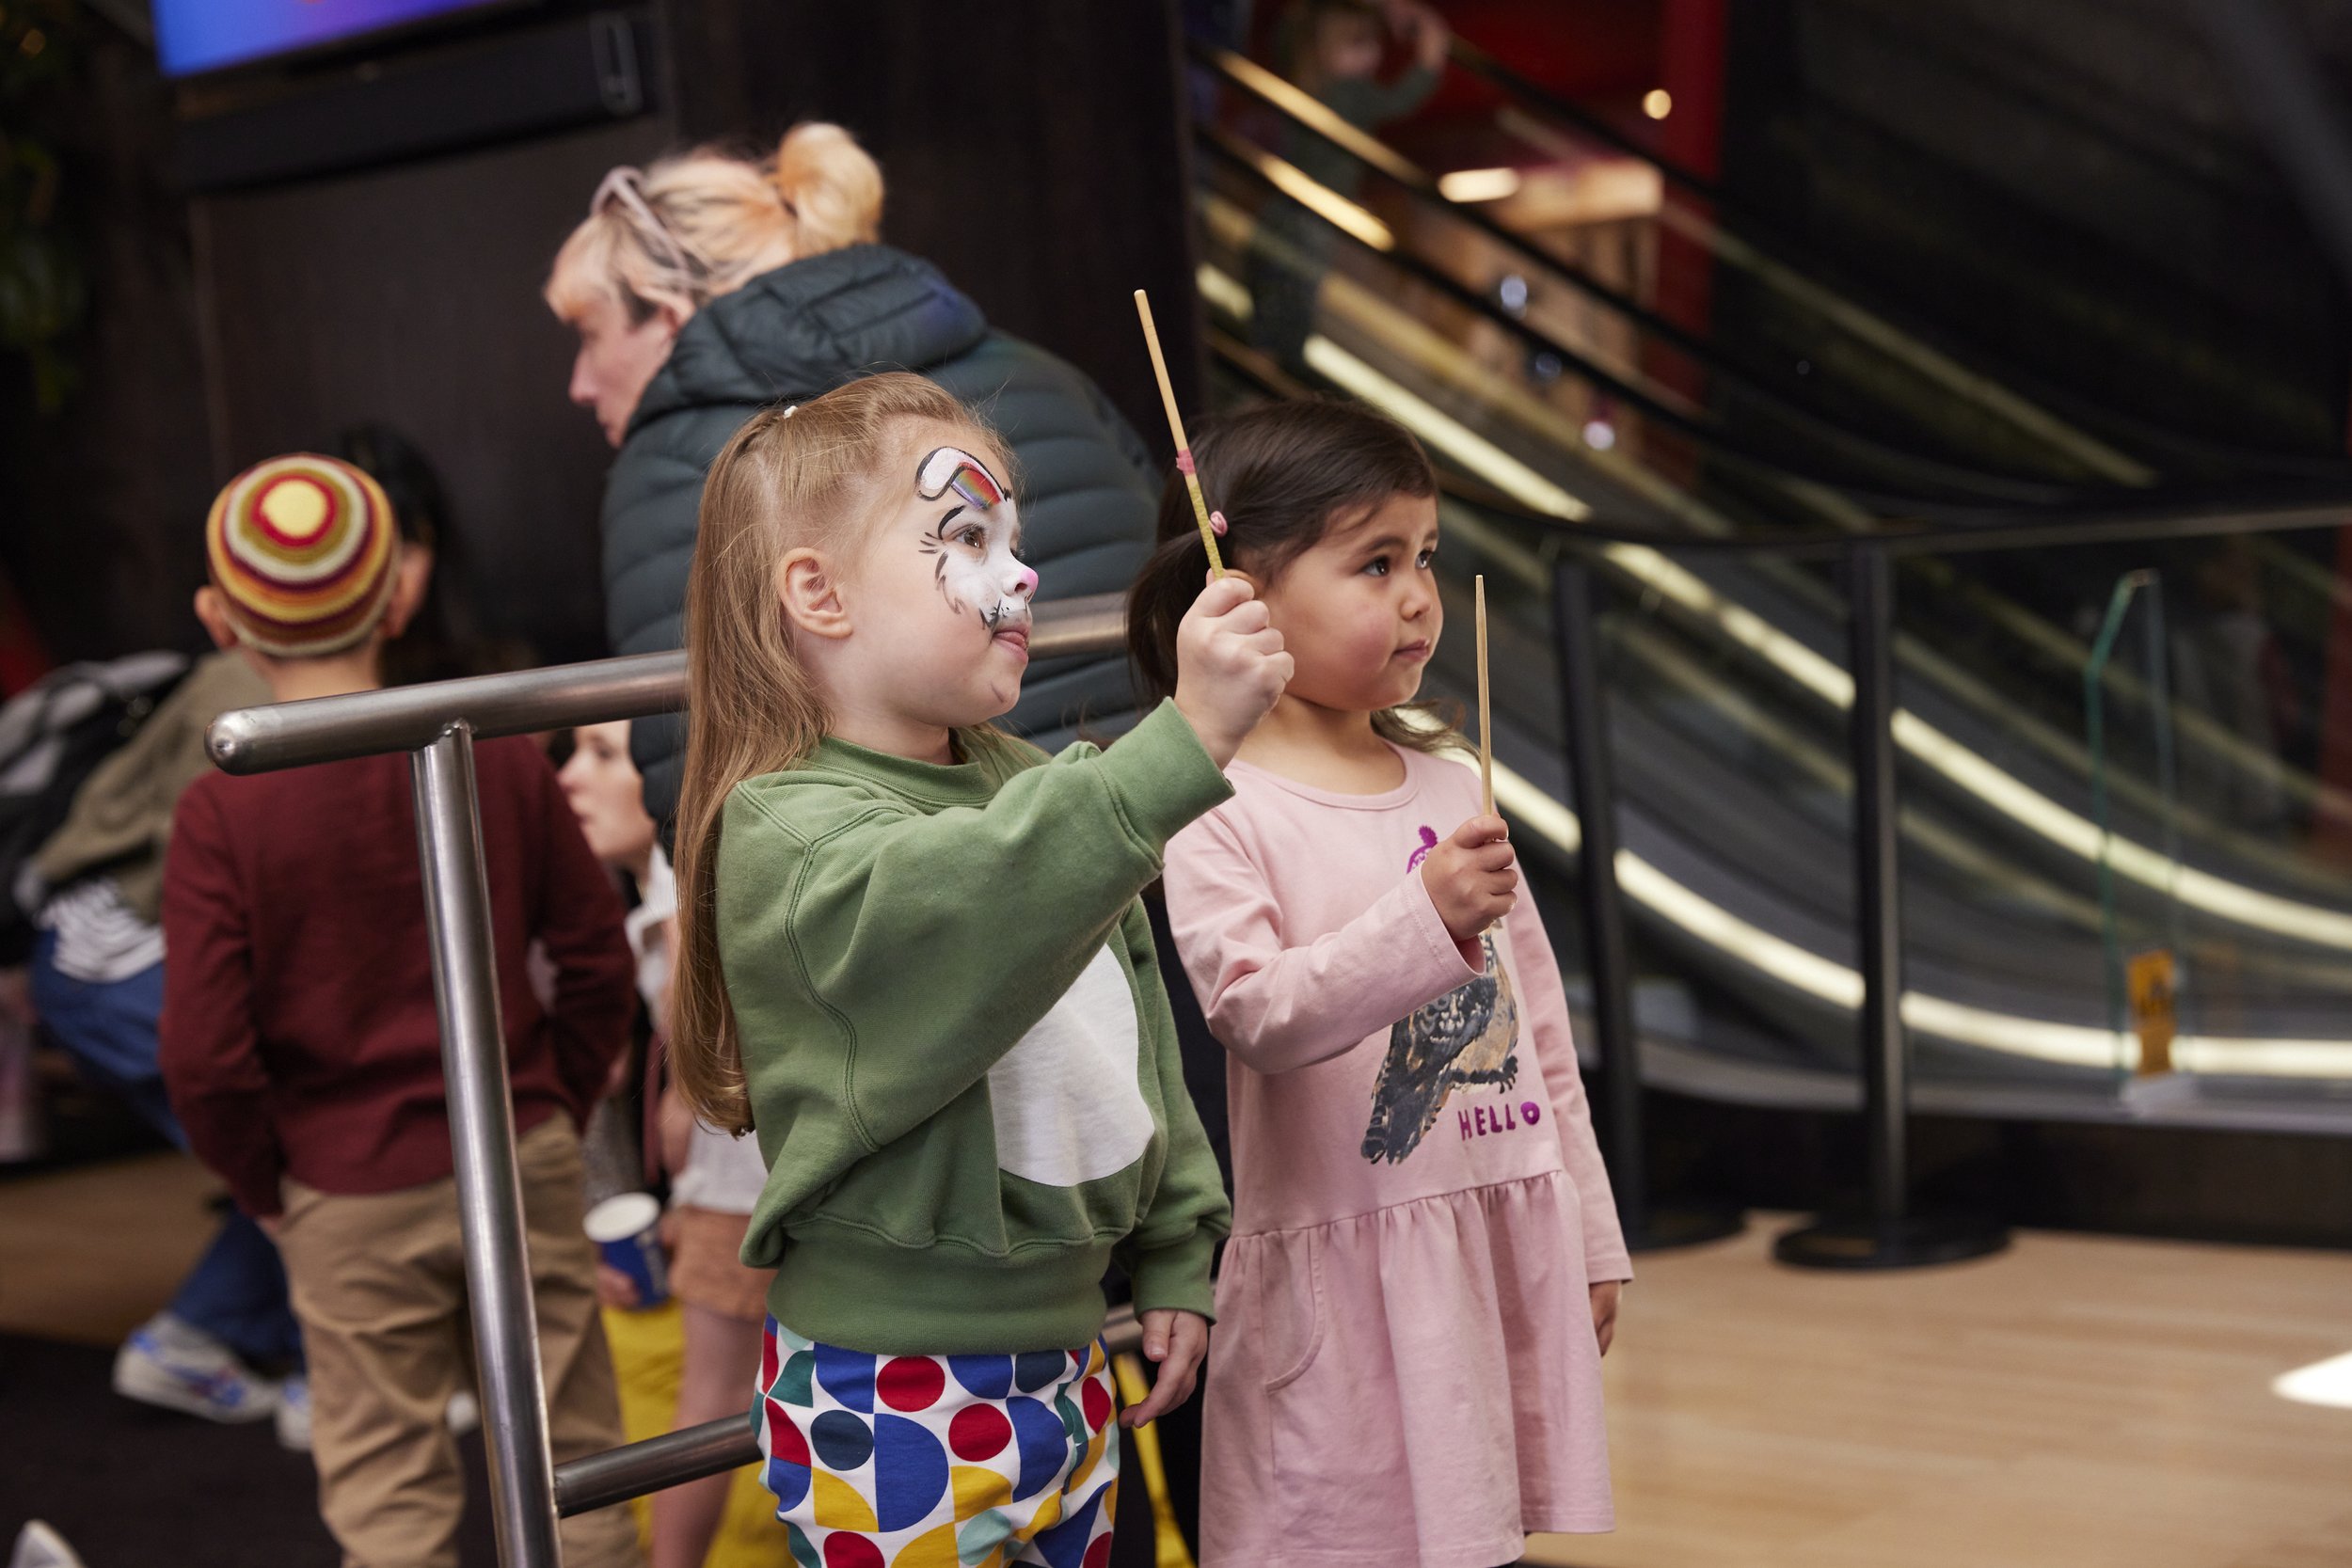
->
[[154, 0, 517, 78]]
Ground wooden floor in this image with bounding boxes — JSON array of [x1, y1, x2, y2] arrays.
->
[[0, 1150, 218, 1345], [1528, 1217, 2352, 1568], [8, 1160, 2351, 1565]]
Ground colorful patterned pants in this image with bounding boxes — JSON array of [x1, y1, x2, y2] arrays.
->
[[755, 1318, 1120, 1568]]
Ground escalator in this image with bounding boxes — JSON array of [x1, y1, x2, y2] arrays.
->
[[1182, 40, 2352, 1132]]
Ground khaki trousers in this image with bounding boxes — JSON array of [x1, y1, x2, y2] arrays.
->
[[278, 1115, 643, 1568]]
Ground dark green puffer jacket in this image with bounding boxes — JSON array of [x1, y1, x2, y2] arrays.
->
[[602, 244, 1158, 824]]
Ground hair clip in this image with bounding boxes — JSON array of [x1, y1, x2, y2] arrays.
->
[[782, 404, 799, 419], [1209, 510, 1229, 537], [590, 165, 690, 273]]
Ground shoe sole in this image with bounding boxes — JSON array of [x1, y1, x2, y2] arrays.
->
[[112, 1351, 276, 1424], [13, 1520, 88, 1568]]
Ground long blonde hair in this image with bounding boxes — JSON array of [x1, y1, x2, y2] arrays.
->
[[671, 372, 1010, 1132], [546, 122, 884, 324]]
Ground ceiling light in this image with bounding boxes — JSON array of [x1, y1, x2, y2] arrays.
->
[[1439, 166, 1523, 203]]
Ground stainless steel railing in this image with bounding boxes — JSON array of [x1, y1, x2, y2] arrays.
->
[[207, 594, 1132, 1568]]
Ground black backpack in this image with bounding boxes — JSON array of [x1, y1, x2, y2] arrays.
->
[[0, 652, 189, 966]]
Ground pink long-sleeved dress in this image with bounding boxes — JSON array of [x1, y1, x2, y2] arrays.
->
[[1163, 746, 1630, 1568]]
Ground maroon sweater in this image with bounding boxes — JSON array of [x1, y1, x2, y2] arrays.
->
[[160, 736, 634, 1218]]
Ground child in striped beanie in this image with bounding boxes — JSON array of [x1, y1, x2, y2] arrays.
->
[[162, 453, 645, 1566], [194, 453, 419, 662]]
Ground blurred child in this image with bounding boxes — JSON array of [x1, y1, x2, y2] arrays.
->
[[666, 372, 1281, 1565], [1131, 401, 1629, 1568], [159, 454, 644, 1568], [31, 423, 469, 1446], [559, 719, 776, 1568], [1248, 0, 1450, 364], [25, 646, 294, 1429]]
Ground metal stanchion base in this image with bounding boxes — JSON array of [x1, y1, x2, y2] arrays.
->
[[1624, 1203, 1748, 1254], [1772, 1211, 2010, 1271]]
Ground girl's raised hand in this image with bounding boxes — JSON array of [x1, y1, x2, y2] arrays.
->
[[1173, 574, 1293, 768], [1421, 814, 1517, 941]]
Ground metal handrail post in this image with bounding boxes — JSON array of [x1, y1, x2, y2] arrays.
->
[[1852, 544, 1909, 1227], [1776, 545, 2007, 1269], [413, 723, 564, 1567], [1551, 558, 1742, 1252]]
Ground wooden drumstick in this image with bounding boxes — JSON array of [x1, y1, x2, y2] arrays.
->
[[1133, 289, 1227, 577], [1476, 575, 1494, 817]]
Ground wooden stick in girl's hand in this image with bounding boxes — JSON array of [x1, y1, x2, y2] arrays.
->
[[1475, 574, 1495, 817], [1134, 288, 1227, 578]]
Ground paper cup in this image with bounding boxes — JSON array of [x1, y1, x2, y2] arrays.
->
[[584, 1192, 668, 1308]]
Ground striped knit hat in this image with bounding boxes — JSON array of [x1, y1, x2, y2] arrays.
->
[[206, 454, 401, 657]]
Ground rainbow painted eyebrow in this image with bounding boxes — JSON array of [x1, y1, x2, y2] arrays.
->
[[915, 446, 1007, 511]]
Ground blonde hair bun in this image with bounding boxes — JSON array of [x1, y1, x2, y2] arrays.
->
[[546, 124, 886, 324], [773, 122, 883, 256]]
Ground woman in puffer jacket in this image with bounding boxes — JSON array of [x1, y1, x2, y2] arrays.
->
[[546, 122, 1158, 826]]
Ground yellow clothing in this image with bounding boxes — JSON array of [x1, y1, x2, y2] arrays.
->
[[600, 1300, 779, 1566]]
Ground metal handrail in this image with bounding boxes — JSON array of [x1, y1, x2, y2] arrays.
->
[[207, 594, 1130, 775], [205, 593, 1135, 1568], [1199, 40, 2352, 507], [1439, 30, 2352, 486], [1195, 43, 2130, 510], [1210, 316, 2352, 552]]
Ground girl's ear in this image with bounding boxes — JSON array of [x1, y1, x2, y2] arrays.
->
[[776, 547, 852, 640]]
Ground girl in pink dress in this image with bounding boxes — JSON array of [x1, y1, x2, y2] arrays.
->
[[1129, 400, 1630, 1568]]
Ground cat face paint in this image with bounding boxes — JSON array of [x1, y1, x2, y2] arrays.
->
[[914, 445, 1037, 636]]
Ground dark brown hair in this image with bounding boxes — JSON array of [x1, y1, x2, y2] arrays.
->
[[1126, 397, 1459, 753]]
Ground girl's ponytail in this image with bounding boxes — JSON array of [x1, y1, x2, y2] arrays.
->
[[1126, 475, 1218, 705]]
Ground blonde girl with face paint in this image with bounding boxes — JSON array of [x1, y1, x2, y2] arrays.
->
[[667, 372, 1288, 1567]]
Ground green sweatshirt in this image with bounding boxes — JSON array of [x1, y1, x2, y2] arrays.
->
[[719, 699, 1236, 1355]]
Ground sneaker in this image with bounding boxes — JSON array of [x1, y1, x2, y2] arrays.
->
[[111, 1312, 278, 1424], [275, 1372, 311, 1452], [9, 1522, 87, 1568]]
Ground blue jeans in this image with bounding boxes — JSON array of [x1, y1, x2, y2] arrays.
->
[[31, 932, 304, 1369]]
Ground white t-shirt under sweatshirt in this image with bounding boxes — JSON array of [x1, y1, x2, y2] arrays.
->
[[630, 847, 769, 1215]]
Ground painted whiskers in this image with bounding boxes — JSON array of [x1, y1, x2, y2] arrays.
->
[[915, 444, 1036, 635]]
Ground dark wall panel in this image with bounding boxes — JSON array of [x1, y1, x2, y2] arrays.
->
[[661, 0, 1205, 453], [35, 5, 1200, 666], [0, 30, 216, 665], [193, 113, 675, 666]]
